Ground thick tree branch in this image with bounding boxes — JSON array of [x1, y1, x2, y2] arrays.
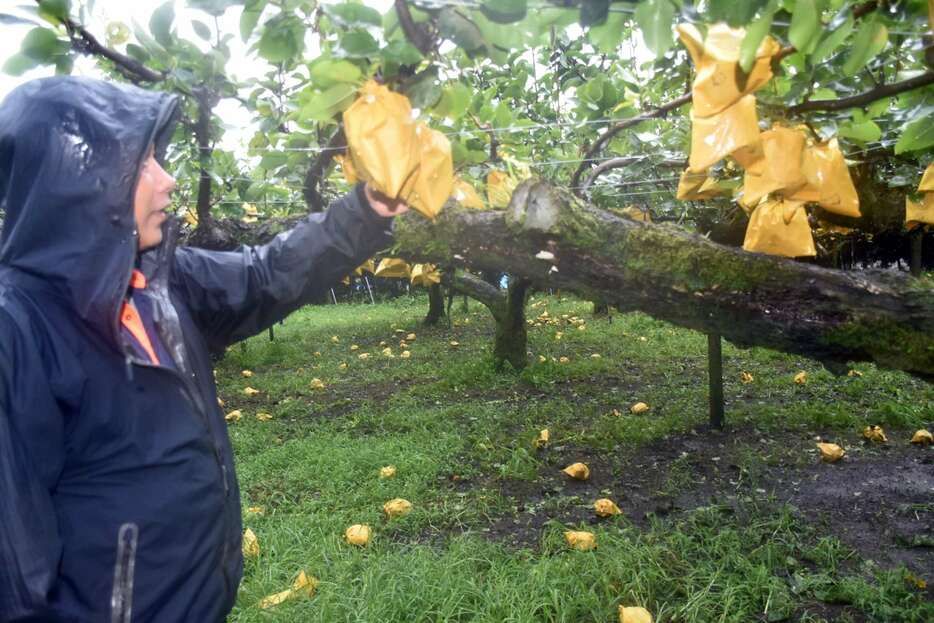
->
[[580, 157, 643, 192], [788, 71, 934, 114], [55, 12, 165, 83], [393, 180, 934, 380], [303, 127, 346, 213], [394, 0, 435, 56]]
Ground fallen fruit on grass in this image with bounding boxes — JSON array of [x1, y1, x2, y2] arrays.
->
[[243, 528, 260, 558], [256, 412, 272, 422], [339, 362, 348, 370], [331, 336, 340, 343], [258, 570, 318, 609], [538, 355, 547, 363], [241, 370, 253, 378], [382, 347, 394, 358], [559, 356, 570, 364], [591, 353, 601, 359], [243, 387, 260, 396], [563, 462, 590, 480], [794, 371, 807, 384], [400, 350, 411, 359], [309, 378, 326, 390], [225, 409, 242, 423], [564, 530, 596, 551], [358, 353, 370, 360], [862, 425, 887, 443], [817, 442, 845, 463], [345, 524, 371, 546], [379, 465, 397, 479], [449, 341, 460, 347], [383, 498, 413, 519], [407, 333, 416, 341], [217, 397, 225, 408], [594, 498, 622, 517], [619, 605, 653, 623], [847, 369, 863, 377], [630, 402, 650, 414], [350, 344, 359, 351], [533, 429, 550, 449], [911, 429, 933, 446], [740, 371, 754, 384]]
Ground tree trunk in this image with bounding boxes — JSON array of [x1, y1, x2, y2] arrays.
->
[[444, 271, 529, 370], [424, 283, 446, 325], [393, 180, 934, 380], [592, 298, 610, 318]]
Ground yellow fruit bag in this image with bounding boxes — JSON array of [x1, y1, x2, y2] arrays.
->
[[688, 94, 761, 172], [409, 263, 442, 287], [743, 199, 816, 258], [374, 258, 412, 279], [906, 194, 934, 230]]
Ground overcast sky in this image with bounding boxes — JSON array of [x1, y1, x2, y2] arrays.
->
[[0, 0, 394, 150]]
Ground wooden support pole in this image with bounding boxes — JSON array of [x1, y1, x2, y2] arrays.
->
[[911, 230, 923, 277], [707, 333, 724, 429]]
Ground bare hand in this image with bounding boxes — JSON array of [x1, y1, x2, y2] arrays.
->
[[364, 183, 410, 218]]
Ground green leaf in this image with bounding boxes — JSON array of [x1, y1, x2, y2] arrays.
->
[[493, 101, 512, 128], [192, 20, 212, 41], [811, 14, 852, 63], [322, 3, 382, 28], [339, 30, 379, 58], [433, 82, 471, 120], [481, 0, 527, 24], [405, 70, 442, 109], [125, 43, 151, 64], [186, 0, 240, 17], [298, 82, 358, 123], [149, 1, 175, 48], [380, 40, 423, 66], [258, 15, 304, 64], [739, 3, 775, 73], [437, 8, 487, 57], [789, 0, 821, 53], [259, 151, 289, 171], [707, 0, 768, 26], [54, 53, 73, 74], [309, 58, 363, 88], [838, 120, 881, 142], [21, 27, 66, 62], [842, 18, 887, 77], [634, 0, 675, 58], [240, 0, 267, 42], [588, 12, 625, 54], [2, 52, 41, 76], [895, 110, 934, 154], [38, 0, 70, 22], [579, 0, 610, 27]]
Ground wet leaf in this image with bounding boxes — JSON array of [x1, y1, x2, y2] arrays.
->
[[564, 530, 596, 550]]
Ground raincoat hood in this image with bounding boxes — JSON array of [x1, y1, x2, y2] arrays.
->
[[0, 76, 179, 336]]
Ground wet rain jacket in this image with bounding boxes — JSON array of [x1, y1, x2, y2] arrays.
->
[[0, 77, 394, 622]]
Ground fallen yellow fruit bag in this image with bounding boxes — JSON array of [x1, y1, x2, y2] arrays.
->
[[677, 23, 779, 118], [342, 81, 420, 199], [345, 524, 371, 546], [817, 442, 845, 463], [743, 199, 816, 258], [383, 498, 413, 519], [911, 429, 933, 445], [562, 462, 590, 480], [243, 528, 260, 558], [594, 498, 622, 517], [619, 605, 653, 623], [863, 425, 888, 443], [564, 530, 596, 551], [259, 570, 318, 609]]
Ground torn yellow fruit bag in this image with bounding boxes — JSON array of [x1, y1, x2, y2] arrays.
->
[[345, 524, 371, 546], [564, 530, 596, 551], [906, 194, 934, 230], [911, 429, 933, 445], [676, 170, 726, 200], [677, 23, 779, 118], [563, 462, 590, 480], [920, 162, 934, 192], [375, 258, 412, 279], [863, 425, 888, 443], [594, 498, 622, 517], [259, 570, 318, 609], [410, 263, 442, 287], [353, 259, 376, 276], [743, 199, 816, 258], [453, 177, 486, 209], [688, 94, 761, 172], [533, 428, 550, 448], [342, 81, 420, 199], [407, 122, 454, 220], [817, 442, 845, 463], [620, 206, 652, 222], [619, 605, 653, 623], [243, 528, 260, 558], [383, 498, 413, 519], [487, 169, 520, 209]]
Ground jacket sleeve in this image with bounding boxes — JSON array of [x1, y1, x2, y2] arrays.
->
[[172, 183, 394, 351], [0, 309, 67, 623]]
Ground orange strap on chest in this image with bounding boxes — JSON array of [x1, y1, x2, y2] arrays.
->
[[121, 270, 160, 365]]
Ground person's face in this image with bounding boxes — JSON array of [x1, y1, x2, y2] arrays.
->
[[133, 147, 176, 250]]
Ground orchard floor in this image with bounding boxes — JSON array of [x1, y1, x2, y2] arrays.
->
[[217, 294, 933, 623]]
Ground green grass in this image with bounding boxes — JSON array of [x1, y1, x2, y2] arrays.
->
[[218, 294, 933, 622]]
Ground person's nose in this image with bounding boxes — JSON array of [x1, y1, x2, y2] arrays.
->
[[155, 160, 177, 194]]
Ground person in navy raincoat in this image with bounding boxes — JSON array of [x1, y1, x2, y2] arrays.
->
[[0, 76, 405, 622]]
